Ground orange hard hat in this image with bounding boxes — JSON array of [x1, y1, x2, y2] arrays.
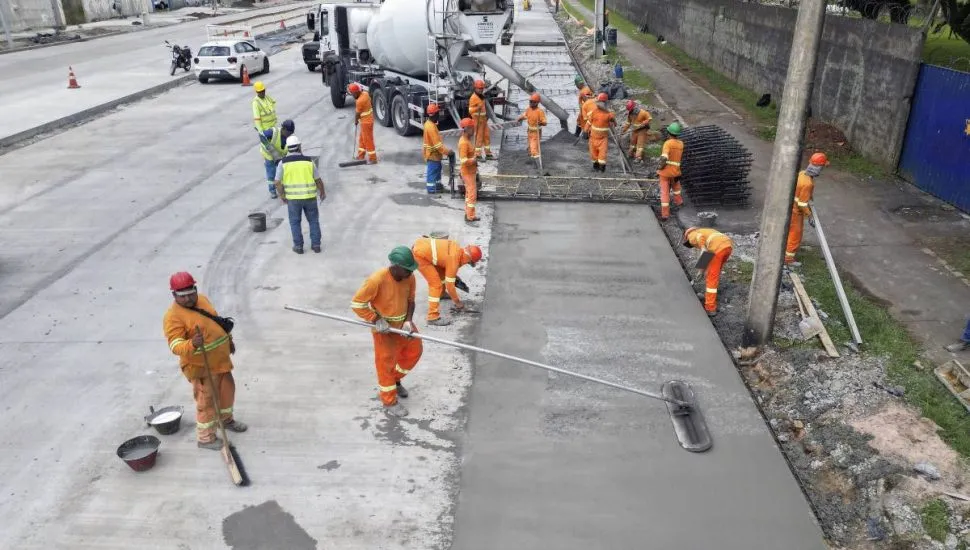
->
[[626, 100, 636, 112], [474, 79, 485, 89], [465, 245, 483, 264], [347, 83, 361, 94], [169, 271, 196, 292], [427, 103, 440, 115], [530, 93, 541, 102], [597, 92, 608, 101], [460, 118, 475, 128], [810, 152, 830, 166]]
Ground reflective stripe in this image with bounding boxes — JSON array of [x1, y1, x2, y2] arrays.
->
[[219, 407, 233, 414], [197, 420, 217, 429], [476, 113, 488, 117], [673, 190, 682, 195], [367, 150, 376, 154], [667, 161, 681, 166], [429, 296, 441, 303], [661, 202, 670, 206], [379, 384, 397, 393], [395, 365, 411, 374], [528, 125, 540, 130], [706, 287, 718, 293], [350, 301, 369, 309], [795, 200, 808, 207], [591, 126, 609, 132], [466, 201, 476, 207], [384, 313, 407, 322], [785, 251, 796, 257], [192, 334, 230, 355], [360, 109, 373, 116], [280, 158, 317, 200], [169, 338, 186, 351], [445, 277, 456, 283], [424, 143, 444, 150], [430, 238, 439, 266]]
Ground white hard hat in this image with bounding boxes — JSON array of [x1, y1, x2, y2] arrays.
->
[[286, 135, 301, 148]]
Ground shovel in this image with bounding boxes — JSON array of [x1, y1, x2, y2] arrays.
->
[[793, 289, 823, 339], [339, 123, 367, 168]]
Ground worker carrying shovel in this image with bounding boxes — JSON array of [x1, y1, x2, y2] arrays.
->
[[349, 83, 378, 164], [468, 79, 494, 160], [573, 75, 593, 137], [785, 152, 828, 266], [163, 272, 247, 450], [458, 118, 480, 223], [682, 228, 733, 317], [258, 119, 294, 199], [422, 103, 451, 194], [657, 122, 685, 220], [621, 100, 652, 163], [584, 92, 616, 172], [350, 247, 423, 418], [412, 236, 483, 327], [517, 93, 547, 166]]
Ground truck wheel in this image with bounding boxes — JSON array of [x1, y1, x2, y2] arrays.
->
[[306, 63, 318, 72], [391, 94, 417, 137], [329, 65, 346, 108], [373, 88, 392, 128]]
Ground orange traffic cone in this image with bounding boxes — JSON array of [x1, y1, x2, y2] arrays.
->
[[279, 19, 285, 29], [241, 65, 252, 87], [67, 66, 81, 89]]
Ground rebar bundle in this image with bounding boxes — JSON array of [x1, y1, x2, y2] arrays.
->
[[679, 125, 753, 207]]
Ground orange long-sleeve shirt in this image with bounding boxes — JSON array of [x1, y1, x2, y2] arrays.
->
[[423, 119, 450, 161], [578, 86, 593, 107], [458, 134, 477, 176], [658, 138, 684, 178], [468, 93, 488, 120], [585, 106, 615, 134], [518, 106, 547, 132], [412, 237, 469, 303], [356, 91, 373, 124], [580, 98, 598, 130], [792, 171, 815, 215], [623, 108, 652, 132], [687, 228, 733, 254], [350, 268, 416, 328], [163, 294, 233, 380]]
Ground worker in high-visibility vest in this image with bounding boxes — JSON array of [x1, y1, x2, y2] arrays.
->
[[252, 81, 277, 131], [621, 100, 652, 162], [574, 75, 593, 137], [517, 93, 547, 162], [657, 122, 685, 220], [458, 118, 480, 223], [350, 246, 423, 418], [349, 83, 377, 164], [259, 119, 294, 199], [274, 136, 327, 255], [785, 152, 829, 266], [412, 236, 483, 326], [422, 103, 451, 194], [583, 92, 616, 172], [682, 227, 733, 316], [468, 79, 494, 159]]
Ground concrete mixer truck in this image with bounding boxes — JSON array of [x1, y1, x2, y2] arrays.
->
[[303, 0, 569, 137]]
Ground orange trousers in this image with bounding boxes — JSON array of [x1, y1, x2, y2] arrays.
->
[[373, 330, 423, 405], [659, 176, 683, 218], [417, 262, 447, 320], [474, 118, 492, 156], [191, 372, 235, 443], [629, 131, 648, 160], [785, 209, 804, 263], [589, 134, 608, 165], [356, 121, 377, 162], [528, 130, 541, 159], [463, 170, 477, 220], [703, 247, 733, 312]]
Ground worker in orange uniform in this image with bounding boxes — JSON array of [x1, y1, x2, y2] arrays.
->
[[423, 103, 451, 194], [573, 75, 593, 137], [412, 236, 483, 326], [621, 100, 652, 162], [785, 152, 829, 266], [517, 93, 547, 163], [349, 83, 377, 164], [682, 228, 733, 316], [657, 122, 684, 220], [468, 79, 494, 159], [163, 272, 247, 450], [350, 246, 423, 417], [458, 117, 480, 223], [583, 92, 616, 172]]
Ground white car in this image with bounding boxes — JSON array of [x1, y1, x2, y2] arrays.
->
[[194, 32, 269, 84]]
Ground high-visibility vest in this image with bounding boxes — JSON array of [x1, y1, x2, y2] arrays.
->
[[261, 128, 284, 161], [280, 155, 317, 200], [253, 96, 277, 130]]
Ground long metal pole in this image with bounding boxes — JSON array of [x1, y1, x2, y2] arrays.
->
[[742, 0, 827, 348], [810, 205, 863, 345], [0, 0, 15, 49], [284, 305, 689, 406]]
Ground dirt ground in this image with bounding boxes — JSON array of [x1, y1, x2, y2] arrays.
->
[[554, 8, 970, 550]]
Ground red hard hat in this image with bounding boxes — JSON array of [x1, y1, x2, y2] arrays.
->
[[530, 93, 541, 102], [626, 100, 636, 112], [474, 79, 485, 89], [810, 152, 830, 166], [169, 271, 196, 291], [427, 103, 440, 115], [347, 83, 361, 94], [460, 118, 475, 128], [597, 92, 609, 101], [465, 245, 483, 264]]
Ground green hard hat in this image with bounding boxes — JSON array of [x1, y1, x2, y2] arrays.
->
[[667, 122, 682, 136], [388, 246, 418, 272], [574, 74, 585, 85]]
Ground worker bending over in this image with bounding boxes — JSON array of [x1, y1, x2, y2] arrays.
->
[[583, 92, 616, 172], [349, 83, 377, 164], [517, 93, 547, 162], [274, 136, 327, 254], [458, 118, 480, 223], [573, 75, 593, 137], [259, 119, 294, 199], [468, 80, 494, 159], [657, 122, 685, 220], [682, 228, 733, 316], [785, 152, 828, 266], [351, 247, 423, 418], [621, 100, 652, 162], [252, 81, 277, 131], [412, 236, 482, 326], [422, 103, 450, 194], [164, 272, 247, 450]]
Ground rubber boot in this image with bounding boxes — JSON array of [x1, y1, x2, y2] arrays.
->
[[224, 419, 248, 433], [198, 437, 223, 451], [574, 126, 581, 137], [427, 317, 451, 326], [384, 403, 409, 417], [396, 382, 409, 399]]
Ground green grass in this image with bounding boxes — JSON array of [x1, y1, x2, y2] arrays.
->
[[798, 251, 970, 458], [642, 143, 662, 157], [924, 26, 970, 71], [604, 46, 655, 91], [920, 499, 950, 542], [727, 259, 755, 285], [825, 149, 887, 178]]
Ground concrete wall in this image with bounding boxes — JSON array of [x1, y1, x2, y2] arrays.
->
[[613, 0, 924, 167], [1, 0, 64, 31], [82, 0, 152, 21]]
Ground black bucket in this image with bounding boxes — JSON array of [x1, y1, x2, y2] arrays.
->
[[144, 405, 184, 435], [249, 212, 267, 233], [606, 27, 618, 46], [117, 435, 161, 472]]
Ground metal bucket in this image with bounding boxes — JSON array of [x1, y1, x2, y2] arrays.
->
[[117, 435, 160, 472], [144, 405, 184, 435], [697, 211, 718, 228], [248, 212, 267, 233]]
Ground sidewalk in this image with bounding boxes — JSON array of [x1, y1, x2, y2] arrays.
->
[[564, 0, 970, 365]]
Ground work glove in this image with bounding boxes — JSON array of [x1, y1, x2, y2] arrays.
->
[[191, 331, 204, 349], [401, 321, 417, 338], [374, 318, 390, 334], [808, 216, 816, 228]]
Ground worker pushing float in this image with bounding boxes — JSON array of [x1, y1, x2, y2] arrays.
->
[[785, 152, 829, 266], [350, 247, 423, 418], [657, 122, 685, 220], [468, 79, 494, 160], [412, 236, 482, 327], [682, 228, 733, 316], [621, 100, 652, 163], [259, 119, 294, 199], [517, 93, 547, 162], [349, 83, 378, 164], [422, 103, 451, 194], [573, 75, 593, 137], [583, 92, 616, 172], [458, 118, 480, 223]]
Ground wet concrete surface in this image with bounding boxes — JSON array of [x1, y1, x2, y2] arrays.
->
[[222, 500, 317, 550]]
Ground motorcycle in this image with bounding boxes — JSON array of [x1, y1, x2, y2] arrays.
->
[[165, 40, 192, 76]]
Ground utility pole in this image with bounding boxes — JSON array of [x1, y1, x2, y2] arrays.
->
[[594, 0, 604, 56], [0, 0, 15, 49], [742, 0, 827, 349]]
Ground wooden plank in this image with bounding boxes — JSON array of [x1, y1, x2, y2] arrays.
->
[[789, 272, 840, 357], [934, 360, 970, 414]]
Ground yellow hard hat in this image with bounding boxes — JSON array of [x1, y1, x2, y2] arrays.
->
[[253, 81, 266, 92]]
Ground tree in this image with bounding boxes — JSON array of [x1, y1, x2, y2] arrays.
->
[[840, 0, 914, 24], [938, 0, 970, 44]]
